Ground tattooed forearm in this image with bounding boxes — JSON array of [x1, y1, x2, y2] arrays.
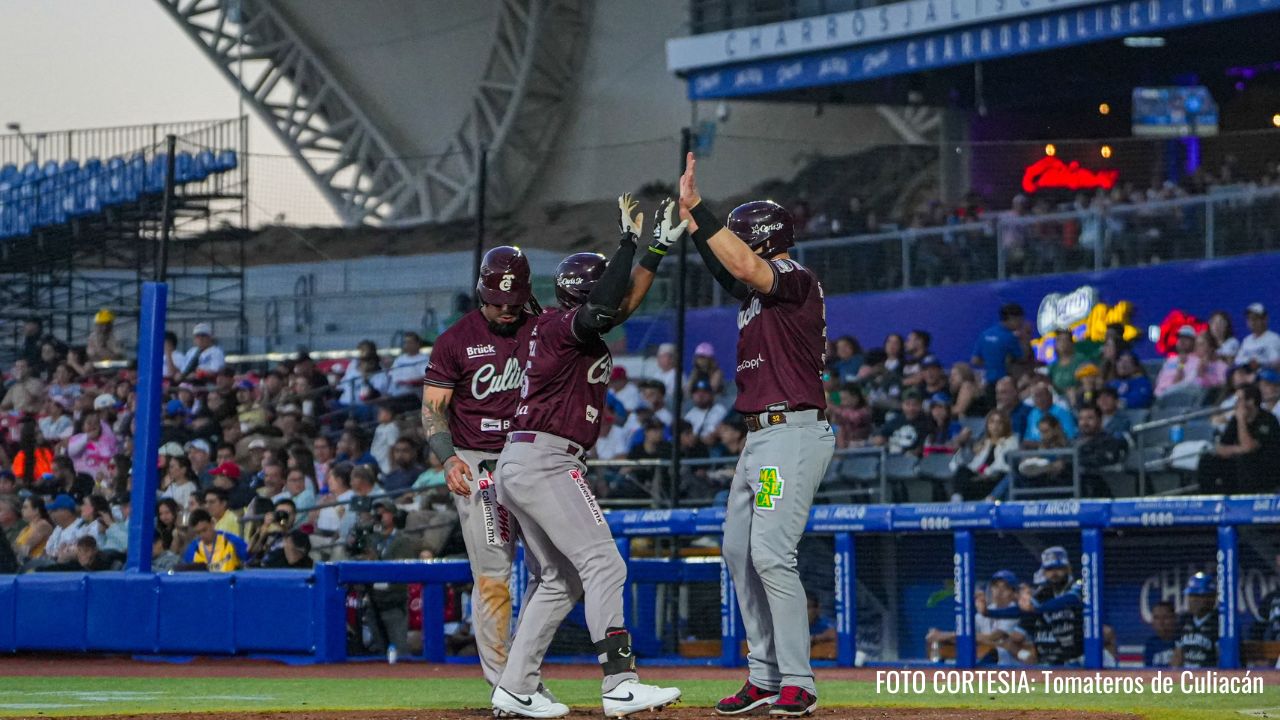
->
[[422, 396, 448, 436], [422, 385, 458, 463]]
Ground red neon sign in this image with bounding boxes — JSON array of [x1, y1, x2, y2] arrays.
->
[[1022, 157, 1119, 194]]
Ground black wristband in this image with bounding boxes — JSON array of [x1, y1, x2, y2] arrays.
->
[[639, 246, 664, 272], [691, 222, 715, 246], [690, 201, 722, 235], [427, 431, 457, 465]]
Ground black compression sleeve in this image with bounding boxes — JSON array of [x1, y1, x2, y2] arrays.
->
[[573, 239, 637, 337], [691, 219, 750, 301], [588, 238, 636, 310]]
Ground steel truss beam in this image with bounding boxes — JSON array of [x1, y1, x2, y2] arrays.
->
[[156, 0, 591, 226]]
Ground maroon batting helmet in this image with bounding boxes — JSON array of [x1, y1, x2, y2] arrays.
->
[[726, 200, 794, 259], [476, 246, 532, 307], [554, 252, 607, 308]]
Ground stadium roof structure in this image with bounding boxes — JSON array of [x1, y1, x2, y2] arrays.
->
[[156, 0, 591, 228]]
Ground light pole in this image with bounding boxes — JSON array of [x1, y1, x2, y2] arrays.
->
[[5, 122, 39, 166]]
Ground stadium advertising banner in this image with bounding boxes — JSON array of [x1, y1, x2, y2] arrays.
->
[[666, 0, 1105, 72], [677, 0, 1273, 99]]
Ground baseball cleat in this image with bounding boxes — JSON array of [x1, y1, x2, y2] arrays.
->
[[714, 681, 780, 715], [601, 679, 682, 718], [768, 686, 817, 717], [491, 686, 570, 718], [536, 683, 559, 704]]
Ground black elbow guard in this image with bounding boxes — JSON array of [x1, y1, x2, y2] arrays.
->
[[578, 303, 618, 335]]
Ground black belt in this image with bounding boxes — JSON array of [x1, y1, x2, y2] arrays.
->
[[743, 409, 821, 432], [509, 431, 586, 459]]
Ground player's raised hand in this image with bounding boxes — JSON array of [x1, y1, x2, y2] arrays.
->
[[444, 455, 473, 497], [649, 197, 689, 256], [618, 193, 644, 241], [678, 151, 702, 213]]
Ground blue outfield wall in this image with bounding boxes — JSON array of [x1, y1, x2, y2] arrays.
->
[[2, 495, 1277, 668], [626, 252, 1280, 377]]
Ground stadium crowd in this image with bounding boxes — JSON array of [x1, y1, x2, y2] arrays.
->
[[1, 294, 1278, 660], [594, 301, 1280, 505], [787, 157, 1280, 287], [2, 299, 1277, 565]]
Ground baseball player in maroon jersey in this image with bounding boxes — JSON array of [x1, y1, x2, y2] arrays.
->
[[489, 196, 686, 719], [680, 153, 835, 717], [422, 246, 542, 689]]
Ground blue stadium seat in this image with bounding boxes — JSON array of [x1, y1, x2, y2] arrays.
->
[[104, 157, 126, 205], [15, 182, 34, 235], [36, 173, 57, 226], [194, 150, 214, 180], [40, 160, 59, 178], [175, 151, 195, 182], [0, 187, 14, 238], [0, 163, 16, 185], [20, 161, 39, 182], [80, 158, 102, 214], [215, 149, 237, 171], [145, 154, 167, 193], [125, 154, 146, 201]]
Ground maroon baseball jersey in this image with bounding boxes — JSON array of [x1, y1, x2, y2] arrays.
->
[[424, 309, 534, 452], [512, 306, 612, 451], [733, 257, 828, 414]]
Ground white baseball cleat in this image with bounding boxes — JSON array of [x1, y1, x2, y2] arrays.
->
[[602, 680, 682, 718], [491, 686, 570, 718]]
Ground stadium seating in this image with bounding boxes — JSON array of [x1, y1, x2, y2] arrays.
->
[[0, 149, 238, 240]]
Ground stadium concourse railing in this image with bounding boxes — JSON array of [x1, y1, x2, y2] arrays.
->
[[2, 494, 1274, 670], [687, 184, 1280, 305]]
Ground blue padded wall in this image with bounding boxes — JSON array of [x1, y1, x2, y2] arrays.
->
[[156, 573, 235, 653], [0, 576, 14, 652], [15, 574, 87, 650], [86, 573, 159, 652], [233, 571, 314, 652]]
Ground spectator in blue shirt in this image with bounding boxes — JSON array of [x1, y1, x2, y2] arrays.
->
[[1143, 601, 1177, 667], [1096, 387, 1132, 438], [972, 304, 1027, 386], [807, 594, 836, 645], [1023, 382, 1078, 444], [1107, 352, 1154, 410], [830, 336, 864, 384]]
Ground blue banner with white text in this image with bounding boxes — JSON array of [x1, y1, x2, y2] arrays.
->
[[684, 0, 1277, 99]]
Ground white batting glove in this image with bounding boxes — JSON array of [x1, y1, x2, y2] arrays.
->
[[618, 193, 643, 242], [649, 197, 689, 256]]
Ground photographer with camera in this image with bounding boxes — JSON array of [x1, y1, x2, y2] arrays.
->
[[261, 529, 314, 569], [349, 497, 418, 656], [247, 498, 298, 567]]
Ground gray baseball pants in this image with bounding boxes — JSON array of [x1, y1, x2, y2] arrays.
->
[[454, 448, 540, 688], [495, 432, 638, 694], [722, 412, 835, 696]]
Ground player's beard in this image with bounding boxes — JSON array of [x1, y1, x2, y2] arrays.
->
[[488, 313, 525, 338]]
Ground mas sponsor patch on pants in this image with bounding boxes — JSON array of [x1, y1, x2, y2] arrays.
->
[[570, 468, 605, 525], [755, 466, 784, 510]]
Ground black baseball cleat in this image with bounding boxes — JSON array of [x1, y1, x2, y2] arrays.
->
[[714, 681, 779, 715], [768, 686, 817, 717]]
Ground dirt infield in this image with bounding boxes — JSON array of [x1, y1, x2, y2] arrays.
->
[[46, 711, 1142, 720]]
